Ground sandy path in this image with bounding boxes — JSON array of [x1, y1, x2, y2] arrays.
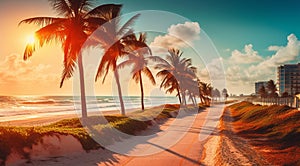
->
[[18, 106, 224, 166], [96, 108, 210, 166], [213, 108, 270, 165]]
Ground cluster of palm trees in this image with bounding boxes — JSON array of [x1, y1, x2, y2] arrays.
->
[[258, 80, 278, 98], [19, 0, 216, 118]]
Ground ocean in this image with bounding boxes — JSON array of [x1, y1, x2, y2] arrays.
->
[[0, 96, 178, 122]]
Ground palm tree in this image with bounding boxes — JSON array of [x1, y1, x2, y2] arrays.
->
[[258, 85, 267, 98], [156, 48, 197, 106], [213, 88, 221, 101], [222, 88, 228, 101], [186, 79, 199, 106], [199, 82, 212, 106], [94, 13, 140, 115], [117, 33, 155, 111], [267, 79, 277, 98], [19, 0, 122, 119]]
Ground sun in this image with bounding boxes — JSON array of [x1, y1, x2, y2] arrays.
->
[[26, 34, 36, 45]]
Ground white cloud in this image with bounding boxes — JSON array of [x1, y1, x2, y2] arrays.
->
[[225, 34, 300, 94], [150, 22, 200, 51], [0, 54, 54, 83], [229, 44, 263, 64], [198, 57, 226, 89], [248, 34, 300, 74]]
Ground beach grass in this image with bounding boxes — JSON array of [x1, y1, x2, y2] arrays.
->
[[0, 104, 203, 164], [228, 101, 300, 165]]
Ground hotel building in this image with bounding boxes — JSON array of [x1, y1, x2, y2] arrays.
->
[[277, 63, 300, 96]]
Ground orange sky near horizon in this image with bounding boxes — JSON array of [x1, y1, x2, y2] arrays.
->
[[0, 1, 168, 96]]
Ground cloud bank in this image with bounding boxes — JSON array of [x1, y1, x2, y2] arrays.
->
[[150, 22, 200, 51], [225, 34, 300, 94]]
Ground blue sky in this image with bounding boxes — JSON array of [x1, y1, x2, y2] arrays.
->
[[106, 0, 300, 94], [106, 0, 300, 57]]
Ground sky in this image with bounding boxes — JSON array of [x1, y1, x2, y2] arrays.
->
[[0, 0, 300, 96]]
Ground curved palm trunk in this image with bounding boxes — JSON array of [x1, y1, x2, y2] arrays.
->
[[199, 94, 204, 104], [181, 91, 187, 106], [176, 87, 182, 104], [78, 53, 87, 119], [114, 69, 126, 115], [139, 71, 145, 111]]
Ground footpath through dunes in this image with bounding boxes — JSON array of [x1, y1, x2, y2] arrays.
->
[[111, 104, 225, 166], [12, 104, 226, 166], [215, 101, 300, 166]]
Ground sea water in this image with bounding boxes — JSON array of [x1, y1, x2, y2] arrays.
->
[[0, 96, 178, 122]]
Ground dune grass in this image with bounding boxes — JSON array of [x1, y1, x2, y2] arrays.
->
[[228, 101, 300, 165], [0, 104, 202, 164]]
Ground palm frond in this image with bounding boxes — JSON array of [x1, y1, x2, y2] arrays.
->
[[84, 17, 107, 30], [142, 67, 155, 85], [132, 71, 140, 83], [86, 4, 122, 19], [24, 20, 67, 60], [117, 13, 140, 36], [60, 54, 77, 88], [23, 44, 35, 60], [19, 17, 63, 27], [79, 0, 93, 12], [148, 56, 169, 65], [117, 59, 134, 69], [95, 56, 107, 82], [49, 0, 73, 17]]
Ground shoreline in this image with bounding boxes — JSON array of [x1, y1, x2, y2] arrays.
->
[[0, 110, 121, 127], [0, 104, 179, 127]]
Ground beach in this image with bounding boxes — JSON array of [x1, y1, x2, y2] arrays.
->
[[0, 96, 178, 126]]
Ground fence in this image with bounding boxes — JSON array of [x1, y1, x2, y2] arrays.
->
[[246, 97, 300, 109]]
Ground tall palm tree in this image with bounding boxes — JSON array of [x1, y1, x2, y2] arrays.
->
[[222, 88, 228, 101], [259, 85, 267, 98], [19, 0, 122, 119], [94, 13, 140, 115], [199, 82, 212, 106], [267, 79, 277, 98], [156, 48, 197, 106], [118, 33, 155, 111], [186, 79, 199, 106]]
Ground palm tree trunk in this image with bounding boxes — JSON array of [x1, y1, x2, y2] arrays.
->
[[182, 91, 187, 106], [199, 94, 204, 104], [114, 69, 126, 115], [177, 87, 182, 104], [193, 95, 197, 106], [139, 71, 145, 111], [78, 53, 87, 119]]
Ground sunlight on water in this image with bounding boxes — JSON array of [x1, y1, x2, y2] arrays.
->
[[0, 96, 178, 122]]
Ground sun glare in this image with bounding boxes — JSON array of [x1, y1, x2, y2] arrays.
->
[[26, 34, 36, 45]]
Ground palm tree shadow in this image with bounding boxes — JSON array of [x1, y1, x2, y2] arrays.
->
[[145, 141, 202, 165], [89, 108, 204, 165]]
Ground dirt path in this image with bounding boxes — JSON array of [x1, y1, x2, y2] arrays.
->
[[21, 107, 219, 166], [107, 108, 210, 166], [213, 108, 271, 166]]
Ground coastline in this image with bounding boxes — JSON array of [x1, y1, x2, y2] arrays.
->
[[0, 105, 167, 127], [0, 103, 200, 165], [0, 110, 120, 127]]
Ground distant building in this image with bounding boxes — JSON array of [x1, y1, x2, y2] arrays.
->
[[278, 63, 300, 96], [255, 81, 268, 95]]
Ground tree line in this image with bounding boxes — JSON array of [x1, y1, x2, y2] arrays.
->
[[19, 0, 228, 117]]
